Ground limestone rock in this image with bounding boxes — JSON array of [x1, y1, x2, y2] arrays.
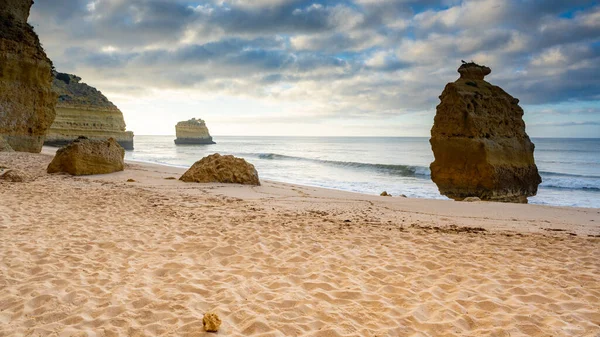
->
[[45, 72, 134, 150], [175, 118, 215, 145], [430, 63, 541, 203], [0, 0, 57, 152], [180, 153, 260, 185], [458, 63, 491, 80], [0, 168, 29, 182], [47, 137, 125, 175], [202, 313, 221, 333], [0, 136, 14, 152]]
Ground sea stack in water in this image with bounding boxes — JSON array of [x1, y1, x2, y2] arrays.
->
[[45, 72, 134, 150], [47, 137, 125, 175], [174, 118, 215, 144], [180, 153, 260, 185], [0, 0, 57, 152], [429, 62, 541, 203]]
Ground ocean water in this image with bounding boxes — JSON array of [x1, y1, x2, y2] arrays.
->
[[126, 136, 600, 209]]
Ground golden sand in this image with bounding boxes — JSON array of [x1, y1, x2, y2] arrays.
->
[[1, 150, 599, 336]]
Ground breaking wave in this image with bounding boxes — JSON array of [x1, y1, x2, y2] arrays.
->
[[254, 153, 431, 178]]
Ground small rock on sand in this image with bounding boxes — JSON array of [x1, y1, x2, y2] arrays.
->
[[0, 169, 30, 182], [0, 137, 14, 152], [203, 313, 221, 332]]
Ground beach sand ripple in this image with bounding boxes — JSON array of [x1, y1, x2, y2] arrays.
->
[[1, 152, 599, 336]]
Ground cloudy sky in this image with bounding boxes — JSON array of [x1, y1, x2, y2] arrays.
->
[[30, 0, 600, 137]]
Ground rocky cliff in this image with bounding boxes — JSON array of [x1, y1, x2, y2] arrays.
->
[[0, 0, 56, 152], [175, 118, 215, 144], [430, 63, 541, 203], [45, 72, 134, 150]]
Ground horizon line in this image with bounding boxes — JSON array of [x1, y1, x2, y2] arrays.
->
[[133, 135, 600, 139]]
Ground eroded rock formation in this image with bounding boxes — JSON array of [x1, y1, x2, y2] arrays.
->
[[0, 0, 56, 152], [45, 72, 134, 150], [180, 153, 260, 185], [174, 118, 215, 144], [47, 137, 125, 175], [430, 63, 541, 203]]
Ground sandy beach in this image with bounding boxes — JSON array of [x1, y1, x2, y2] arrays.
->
[[1, 149, 599, 337]]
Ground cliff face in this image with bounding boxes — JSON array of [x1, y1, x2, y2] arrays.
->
[[0, 0, 57, 152], [45, 72, 134, 150], [430, 63, 541, 203], [175, 118, 215, 144]]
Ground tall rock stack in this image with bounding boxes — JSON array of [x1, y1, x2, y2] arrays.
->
[[45, 72, 134, 150], [0, 0, 57, 152], [174, 118, 216, 145], [430, 63, 541, 203]]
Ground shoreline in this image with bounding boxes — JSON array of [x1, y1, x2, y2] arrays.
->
[[44, 145, 600, 212], [38, 146, 600, 235]]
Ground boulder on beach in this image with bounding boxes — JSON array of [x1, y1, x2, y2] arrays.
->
[[430, 62, 541, 203], [47, 137, 125, 175], [0, 0, 57, 152], [180, 153, 260, 185], [0, 137, 14, 152]]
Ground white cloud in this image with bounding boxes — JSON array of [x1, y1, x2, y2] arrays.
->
[[531, 48, 567, 67], [28, 0, 600, 136]]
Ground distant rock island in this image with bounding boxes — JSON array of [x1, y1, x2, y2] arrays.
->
[[45, 72, 134, 150], [0, 0, 56, 153], [430, 62, 541, 203], [174, 118, 215, 145]]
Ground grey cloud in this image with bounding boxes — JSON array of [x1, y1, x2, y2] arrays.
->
[[28, 0, 600, 120]]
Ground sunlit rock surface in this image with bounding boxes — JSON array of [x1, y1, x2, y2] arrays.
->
[[174, 118, 215, 145], [0, 0, 56, 152], [45, 72, 134, 150], [180, 153, 260, 185], [430, 63, 541, 203], [47, 137, 125, 175]]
